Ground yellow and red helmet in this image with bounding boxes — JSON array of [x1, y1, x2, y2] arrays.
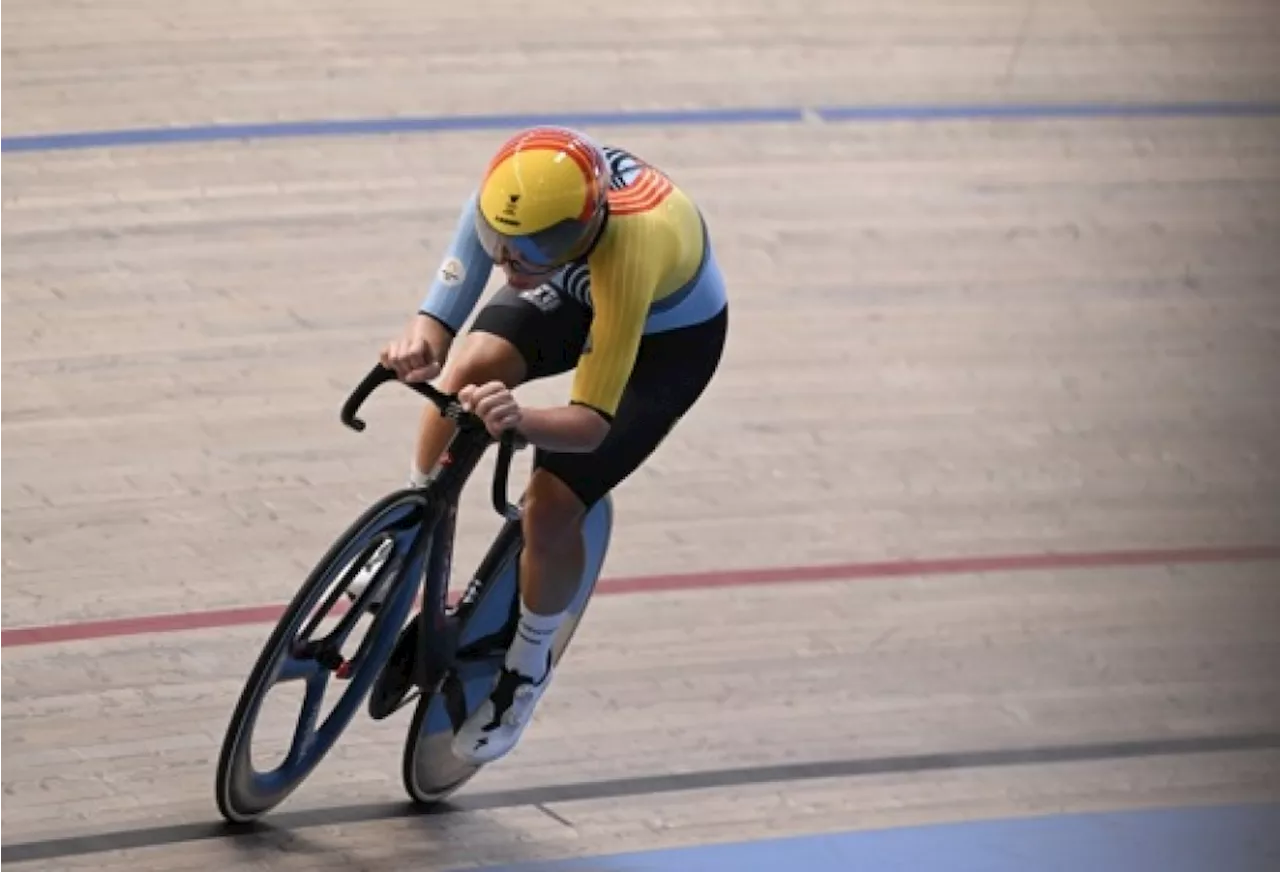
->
[[474, 126, 610, 273]]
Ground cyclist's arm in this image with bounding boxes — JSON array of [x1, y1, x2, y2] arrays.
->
[[417, 191, 494, 335], [516, 404, 613, 453]]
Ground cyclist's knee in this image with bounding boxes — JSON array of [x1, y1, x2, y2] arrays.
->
[[522, 470, 585, 556], [440, 331, 527, 392]]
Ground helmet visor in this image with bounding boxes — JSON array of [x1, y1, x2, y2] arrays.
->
[[475, 212, 597, 272]]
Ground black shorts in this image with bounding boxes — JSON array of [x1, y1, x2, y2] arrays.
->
[[470, 284, 728, 507]]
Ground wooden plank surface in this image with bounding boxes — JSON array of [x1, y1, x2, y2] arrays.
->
[[3, 565, 1279, 864], [4, 0, 1279, 134], [3, 0, 1279, 867], [5, 117, 1279, 626]]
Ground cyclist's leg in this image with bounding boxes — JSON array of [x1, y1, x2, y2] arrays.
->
[[410, 283, 590, 482], [527, 302, 730, 597], [452, 304, 728, 763]]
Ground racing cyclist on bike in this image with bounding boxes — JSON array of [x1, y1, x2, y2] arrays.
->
[[379, 126, 729, 764]]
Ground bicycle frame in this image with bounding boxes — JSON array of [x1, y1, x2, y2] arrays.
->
[[340, 364, 526, 699]]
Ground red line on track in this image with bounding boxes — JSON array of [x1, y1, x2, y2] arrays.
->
[[3, 545, 1277, 649]]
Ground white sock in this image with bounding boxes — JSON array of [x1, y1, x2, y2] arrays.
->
[[408, 464, 431, 489], [505, 604, 565, 681]]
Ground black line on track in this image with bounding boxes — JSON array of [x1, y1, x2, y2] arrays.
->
[[5, 730, 1279, 864]]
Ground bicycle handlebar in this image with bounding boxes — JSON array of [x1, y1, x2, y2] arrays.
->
[[340, 363, 525, 520], [340, 363, 452, 432]]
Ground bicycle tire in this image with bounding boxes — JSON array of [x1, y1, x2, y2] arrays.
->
[[400, 494, 614, 806], [214, 488, 434, 823]]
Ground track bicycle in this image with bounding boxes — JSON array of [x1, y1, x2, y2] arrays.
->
[[214, 363, 613, 823]]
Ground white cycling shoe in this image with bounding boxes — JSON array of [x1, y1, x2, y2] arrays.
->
[[343, 538, 394, 609], [452, 659, 555, 764], [346, 474, 432, 609]]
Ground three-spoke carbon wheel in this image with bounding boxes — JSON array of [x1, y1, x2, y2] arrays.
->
[[215, 489, 431, 823]]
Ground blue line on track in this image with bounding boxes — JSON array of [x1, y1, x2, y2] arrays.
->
[[4, 100, 1278, 154], [815, 99, 1280, 122], [460, 802, 1280, 872]]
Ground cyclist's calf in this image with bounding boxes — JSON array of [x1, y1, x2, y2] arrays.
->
[[519, 469, 587, 615]]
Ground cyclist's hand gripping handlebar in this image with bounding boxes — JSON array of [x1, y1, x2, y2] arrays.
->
[[340, 363, 526, 520]]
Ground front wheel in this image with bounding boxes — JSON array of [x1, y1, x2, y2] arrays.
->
[[214, 489, 434, 823]]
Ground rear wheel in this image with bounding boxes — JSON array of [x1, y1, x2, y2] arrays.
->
[[401, 494, 614, 805]]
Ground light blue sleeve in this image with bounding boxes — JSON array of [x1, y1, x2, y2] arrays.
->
[[418, 191, 495, 334]]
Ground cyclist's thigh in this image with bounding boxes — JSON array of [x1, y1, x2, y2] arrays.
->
[[469, 283, 592, 381], [535, 305, 728, 508]]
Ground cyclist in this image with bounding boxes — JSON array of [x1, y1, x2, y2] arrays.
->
[[379, 126, 729, 764]]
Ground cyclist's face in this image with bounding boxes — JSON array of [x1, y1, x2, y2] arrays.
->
[[478, 218, 575, 289]]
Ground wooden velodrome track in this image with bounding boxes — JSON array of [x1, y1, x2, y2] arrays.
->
[[3, 0, 1279, 869]]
